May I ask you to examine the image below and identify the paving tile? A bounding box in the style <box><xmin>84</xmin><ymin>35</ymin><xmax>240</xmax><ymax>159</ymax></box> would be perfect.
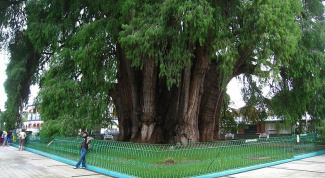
<box><xmin>220</xmin><ymin>154</ymin><xmax>325</xmax><ymax>178</ymax></box>
<box><xmin>0</xmin><ymin>146</ymin><xmax>112</xmax><ymax>178</ymax></box>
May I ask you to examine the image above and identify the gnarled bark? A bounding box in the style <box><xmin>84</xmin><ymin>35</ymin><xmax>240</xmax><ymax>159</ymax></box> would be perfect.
<box><xmin>141</xmin><ymin>57</ymin><xmax>157</xmax><ymax>142</ymax></box>
<box><xmin>175</xmin><ymin>45</ymin><xmax>210</xmax><ymax>143</ymax></box>
<box><xmin>199</xmin><ymin>62</ymin><xmax>225</xmax><ymax>142</ymax></box>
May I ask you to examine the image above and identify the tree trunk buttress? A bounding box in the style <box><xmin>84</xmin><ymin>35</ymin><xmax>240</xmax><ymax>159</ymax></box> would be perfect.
<box><xmin>199</xmin><ymin>62</ymin><xmax>225</xmax><ymax>142</ymax></box>
<box><xmin>140</xmin><ymin>58</ymin><xmax>157</xmax><ymax>142</ymax></box>
<box><xmin>175</xmin><ymin>45</ymin><xmax>210</xmax><ymax>144</ymax></box>
<box><xmin>114</xmin><ymin>44</ymin><xmax>138</xmax><ymax>141</ymax></box>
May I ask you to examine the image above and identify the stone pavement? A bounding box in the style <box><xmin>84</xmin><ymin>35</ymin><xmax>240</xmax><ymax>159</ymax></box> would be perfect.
<box><xmin>220</xmin><ymin>154</ymin><xmax>325</xmax><ymax>178</ymax></box>
<box><xmin>0</xmin><ymin>146</ymin><xmax>113</xmax><ymax>178</ymax></box>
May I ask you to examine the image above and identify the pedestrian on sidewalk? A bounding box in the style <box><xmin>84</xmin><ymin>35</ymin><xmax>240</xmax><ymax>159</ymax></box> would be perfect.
<box><xmin>74</xmin><ymin>131</ymin><xmax>91</xmax><ymax>169</ymax></box>
<box><xmin>18</xmin><ymin>129</ymin><xmax>27</xmax><ymax>150</ymax></box>
<box><xmin>0</xmin><ymin>131</ymin><xmax>3</xmax><ymax>144</ymax></box>
<box><xmin>7</xmin><ymin>131</ymin><xmax>12</xmax><ymax>146</ymax></box>
<box><xmin>2</xmin><ymin>131</ymin><xmax>7</xmax><ymax>146</ymax></box>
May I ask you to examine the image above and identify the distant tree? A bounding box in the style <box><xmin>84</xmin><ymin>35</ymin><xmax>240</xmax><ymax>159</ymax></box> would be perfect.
<box><xmin>266</xmin><ymin>0</ymin><xmax>325</xmax><ymax>131</ymax></box>
<box><xmin>316</xmin><ymin>119</ymin><xmax>325</xmax><ymax>142</ymax></box>
<box><xmin>220</xmin><ymin>109</ymin><xmax>238</xmax><ymax>134</ymax></box>
<box><xmin>2</xmin><ymin>31</ymin><xmax>40</xmax><ymax>131</ymax></box>
<box><xmin>220</xmin><ymin>94</ymin><xmax>238</xmax><ymax>134</ymax></box>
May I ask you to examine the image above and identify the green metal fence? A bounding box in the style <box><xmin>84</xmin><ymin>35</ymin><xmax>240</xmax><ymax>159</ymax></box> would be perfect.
<box><xmin>14</xmin><ymin>134</ymin><xmax>322</xmax><ymax>178</ymax></box>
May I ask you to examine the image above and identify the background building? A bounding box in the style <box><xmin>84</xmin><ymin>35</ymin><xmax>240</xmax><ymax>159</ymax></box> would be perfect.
<box><xmin>22</xmin><ymin>104</ymin><xmax>43</xmax><ymax>134</ymax></box>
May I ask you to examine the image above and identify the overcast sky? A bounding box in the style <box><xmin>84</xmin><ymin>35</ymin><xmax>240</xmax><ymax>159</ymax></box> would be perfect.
<box><xmin>227</xmin><ymin>78</ymin><xmax>245</xmax><ymax>109</ymax></box>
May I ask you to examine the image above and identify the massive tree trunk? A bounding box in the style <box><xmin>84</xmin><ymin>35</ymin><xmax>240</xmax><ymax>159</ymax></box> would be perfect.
<box><xmin>113</xmin><ymin>41</ymin><xmax>251</xmax><ymax>143</ymax></box>
<box><xmin>174</xmin><ymin>45</ymin><xmax>210</xmax><ymax>144</ymax></box>
<box><xmin>114</xmin><ymin>43</ymin><xmax>213</xmax><ymax>144</ymax></box>
<box><xmin>112</xmin><ymin>45</ymin><xmax>134</xmax><ymax>141</ymax></box>
<box><xmin>140</xmin><ymin>57</ymin><xmax>157</xmax><ymax>142</ymax></box>
<box><xmin>198</xmin><ymin>54</ymin><xmax>250</xmax><ymax>142</ymax></box>
<box><xmin>199</xmin><ymin>61</ymin><xmax>225</xmax><ymax>142</ymax></box>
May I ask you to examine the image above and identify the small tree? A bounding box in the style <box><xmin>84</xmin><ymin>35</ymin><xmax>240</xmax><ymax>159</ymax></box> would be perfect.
<box><xmin>240</xmin><ymin>106</ymin><xmax>260</xmax><ymax>124</ymax></box>
<box><xmin>316</xmin><ymin>119</ymin><xmax>325</xmax><ymax>143</ymax></box>
<box><xmin>220</xmin><ymin>108</ymin><xmax>238</xmax><ymax>134</ymax></box>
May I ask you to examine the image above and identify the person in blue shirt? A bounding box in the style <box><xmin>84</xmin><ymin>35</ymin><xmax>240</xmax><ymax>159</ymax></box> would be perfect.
<box><xmin>74</xmin><ymin>131</ymin><xmax>91</xmax><ymax>169</ymax></box>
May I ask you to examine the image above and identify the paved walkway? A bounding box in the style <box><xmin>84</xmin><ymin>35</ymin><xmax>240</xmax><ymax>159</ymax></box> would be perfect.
<box><xmin>0</xmin><ymin>146</ymin><xmax>112</xmax><ymax>178</ymax></box>
<box><xmin>1</xmin><ymin>145</ymin><xmax>324</xmax><ymax>178</ymax></box>
<box><xmin>220</xmin><ymin>154</ymin><xmax>325</xmax><ymax>178</ymax></box>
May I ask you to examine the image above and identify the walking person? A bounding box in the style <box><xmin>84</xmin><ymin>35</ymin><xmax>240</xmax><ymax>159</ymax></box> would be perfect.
<box><xmin>0</xmin><ymin>131</ymin><xmax>3</xmax><ymax>145</ymax></box>
<box><xmin>18</xmin><ymin>129</ymin><xmax>27</xmax><ymax>150</ymax></box>
<box><xmin>74</xmin><ymin>131</ymin><xmax>91</xmax><ymax>169</ymax></box>
<box><xmin>6</xmin><ymin>131</ymin><xmax>12</xmax><ymax>146</ymax></box>
<box><xmin>2</xmin><ymin>131</ymin><xmax>7</xmax><ymax>147</ymax></box>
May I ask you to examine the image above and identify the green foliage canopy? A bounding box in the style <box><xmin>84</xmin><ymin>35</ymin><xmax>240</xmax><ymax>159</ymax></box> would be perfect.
<box><xmin>0</xmin><ymin>0</ymin><xmax>324</xmax><ymax>138</ymax></box>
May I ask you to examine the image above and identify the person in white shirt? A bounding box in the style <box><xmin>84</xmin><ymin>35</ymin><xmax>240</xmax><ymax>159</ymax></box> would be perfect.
<box><xmin>18</xmin><ymin>129</ymin><xmax>27</xmax><ymax>150</ymax></box>
<box><xmin>2</xmin><ymin>131</ymin><xmax>7</xmax><ymax>147</ymax></box>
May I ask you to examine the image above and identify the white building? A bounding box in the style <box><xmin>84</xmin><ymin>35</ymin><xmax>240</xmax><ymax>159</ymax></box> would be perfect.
<box><xmin>22</xmin><ymin>104</ymin><xmax>43</xmax><ymax>133</ymax></box>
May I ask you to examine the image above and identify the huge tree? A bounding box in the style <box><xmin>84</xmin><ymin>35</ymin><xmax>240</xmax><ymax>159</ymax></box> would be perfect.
<box><xmin>1</xmin><ymin>0</ymin><xmax>324</xmax><ymax>143</ymax></box>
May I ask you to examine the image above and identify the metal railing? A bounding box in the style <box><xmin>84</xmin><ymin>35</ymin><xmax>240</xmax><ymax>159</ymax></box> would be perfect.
<box><xmin>14</xmin><ymin>134</ymin><xmax>322</xmax><ymax>178</ymax></box>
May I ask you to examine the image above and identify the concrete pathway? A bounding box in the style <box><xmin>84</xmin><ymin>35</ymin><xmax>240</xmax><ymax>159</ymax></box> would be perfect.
<box><xmin>220</xmin><ymin>154</ymin><xmax>325</xmax><ymax>178</ymax></box>
<box><xmin>0</xmin><ymin>146</ymin><xmax>113</xmax><ymax>178</ymax></box>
